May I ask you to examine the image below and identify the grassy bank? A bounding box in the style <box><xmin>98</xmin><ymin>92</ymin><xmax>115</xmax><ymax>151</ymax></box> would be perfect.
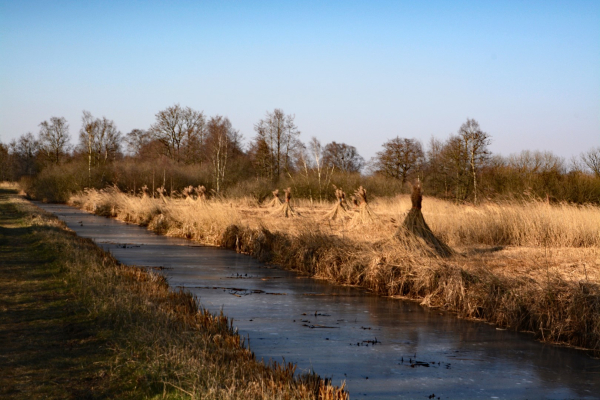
<box><xmin>68</xmin><ymin>188</ymin><xmax>600</xmax><ymax>356</ymax></box>
<box><xmin>0</xmin><ymin>187</ymin><xmax>347</xmax><ymax>399</ymax></box>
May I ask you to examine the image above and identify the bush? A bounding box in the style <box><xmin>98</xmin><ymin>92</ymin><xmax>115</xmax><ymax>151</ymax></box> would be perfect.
<box><xmin>24</xmin><ymin>163</ymin><xmax>85</xmax><ymax>202</ymax></box>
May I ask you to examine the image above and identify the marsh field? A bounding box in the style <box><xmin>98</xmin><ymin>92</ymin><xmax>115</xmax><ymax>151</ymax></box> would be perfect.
<box><xmin>69</xmin><ymin>187</ymin><xmax>600</xmax><ymax>355</ymax></box>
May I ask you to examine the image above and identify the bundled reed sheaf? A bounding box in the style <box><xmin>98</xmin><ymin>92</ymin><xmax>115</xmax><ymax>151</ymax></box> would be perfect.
<box><xmin>324</xmin><ymin>185</ymin><xmax>350</xmax><ymax>221</ymax></box>
<box><xmin>350</xmin><ymin>186</ymin><xmax>376</xmax><ymax>225</ymax></box>
<box><xmin>182</xmin><ymin>185</ymin><xmax>195</xmax><ymax>202</ymax></box>
<box><xmin>267</xmin><ymin>189</ymin><xmax>284</xmax><ymax>208</ymax></box>
<box><xmin>396</xmin><ymin>181</ymin><xmax>454</xmax><ymax>257</ymax></box>
<box><xmin>156</xmin><ymin>186</ymin><xmax>168</xmax><ymax>203</ymax></box>
<box><xmin>196</xmin><ymin>185</ymin><xmax>207</xmax><ymax>201</ymax></box>
<box><xmin>277</xmin><ymin>187</ymin><xmax>299</xmax><ymax>217</ymax></box>
<box><xmin>140</xmin><ymin>184</ymin><xmax>149</xmax><ymax>198</ymax></box>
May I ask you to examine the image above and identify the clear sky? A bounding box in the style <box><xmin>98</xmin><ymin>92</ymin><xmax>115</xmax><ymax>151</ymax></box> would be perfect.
<box><xmin>1</xmin><ymin>0</ymin><xmax>598</xmax><ymax>161</ymax></box>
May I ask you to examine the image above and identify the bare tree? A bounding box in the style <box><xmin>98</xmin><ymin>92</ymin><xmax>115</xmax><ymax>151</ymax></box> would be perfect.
<box><xmin>508</xmin><ymin>150</ymin><xmax>565</xmax><ymax>173</ymax></box>
<box><xmin>322</xmin><ymin>141</ymin><xmax>364</xmax><ymax>173</ymax></box>
<box><xmin>9</xmin><ymin>132</ymin><xmax>40</xmax><ymax>177</ymax></box>
<box><xmin>373</xmin><ymin>137</ymin><xmax>424</xmax><ymax>188</ymax></box>
<box><xmin>457</xmin><ymin>118</ymin><xmax>491</xmax><ymax>204</ymax></box>
<box><xmin>149</xmin><ymin>104</ymin><xmax>206</xmax><ymax>162</ymax></box>
<box><xmin>125</xmin><ymin>128</ymin><xmax>151</xmax><ymax>156</ymax></box>
<box><xmin>79</xmin><ymin>111</ymin><xmax>122</xmax><ymax>186</ymax></box>
<box><xmin>252</xmin><ymin>109</ymin><xmax>301</xmax><ymax>181</ymax></box>
<box><xmin>440</xmin><ymin>135</ymin><xmax>470</xmax><ymax>201</ymax></box>
<box><xmin>39</xmin><ymin>117</ymin><xmax>70</xmax><ymax>164</ymax></box>
<box><xmin>299</xmin><ymin>137</ymin><xmax>335</xmax><ymax>201</ymax></box>
<box><xmin>80</xmin><ymin>111</ymin><xmax>122</xmax><ymax>165</ymax></box>
<box><xmin>205</xmin><ymin>115</ymin><xmax>243</xmax><ymax>193</ymax></box>
<box><xmin>424</xmin><ymin>136</ymin><xmax>447</xmax><ymax>196</ymax></box>
<box><xmin>580</xmin><ymin>147</ymin><xmax>600</xmax><ymax>177</ymax></box>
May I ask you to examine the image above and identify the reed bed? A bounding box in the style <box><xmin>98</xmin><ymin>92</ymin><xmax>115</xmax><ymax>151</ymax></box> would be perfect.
<box><xmin>373</xmin><ymin>196</ymin><xmax>600</xmax><ymax>248</ymax></box>
<box><xmin>69</xmin><ymin>188</ymin><xmax>600</xmax><ymax>355</ymax></box>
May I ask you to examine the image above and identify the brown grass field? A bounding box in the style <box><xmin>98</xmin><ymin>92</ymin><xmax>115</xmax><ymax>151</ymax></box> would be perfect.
<box><xmin>69</xmin><ymin>188</ymin><xmax>600</xmax><ymax>356</ymax></box>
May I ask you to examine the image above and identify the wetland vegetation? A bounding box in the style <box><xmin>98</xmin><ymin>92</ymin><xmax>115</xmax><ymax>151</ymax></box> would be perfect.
<box><xmin>0</xmin><ymin>186</ymin><xmax>347</xmax><ymax>399</ymax></box>
<box><xmin>68</xmin><ymin>185</ymin><xmax>600</xmax><ymax>356</ymax></box>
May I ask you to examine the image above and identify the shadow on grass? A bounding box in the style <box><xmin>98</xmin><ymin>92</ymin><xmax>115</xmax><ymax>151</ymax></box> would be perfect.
<box><xmin>0</xmin><ymin>190</ymin><xmax>123</xmax><ymax>399</ymax></box>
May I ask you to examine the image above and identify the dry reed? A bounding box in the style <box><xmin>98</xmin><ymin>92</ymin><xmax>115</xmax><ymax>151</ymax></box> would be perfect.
<box><xmin>69</xmin><ymin>188</ymin><xmax>600</xmax><ymax>355</ymax></box>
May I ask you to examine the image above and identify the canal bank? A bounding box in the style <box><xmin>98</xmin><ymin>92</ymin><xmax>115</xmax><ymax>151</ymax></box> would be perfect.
<box><xmin>36</xmin><ymin>200</ymin><xmax>600</xmax><ymax>399</ymax></box>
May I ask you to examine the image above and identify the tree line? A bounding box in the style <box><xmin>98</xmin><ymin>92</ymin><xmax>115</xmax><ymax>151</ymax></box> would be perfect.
<box><xmin>1</xmin><ymin>104</ymin><xmax>599</xmax><ymax>204</ymax></box>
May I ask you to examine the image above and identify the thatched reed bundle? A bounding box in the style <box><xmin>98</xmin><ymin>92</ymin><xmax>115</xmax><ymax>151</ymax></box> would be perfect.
<box><xmin>396</xmin><ymin>182</ymin><xmax>454</xmax><ymax>257</ymax></box>
<box><xmin>182</xmin><ymin>185</ymin><xmax>195</xmax><ymax>201</ymax></box>
<box><xmin>267</xmin><ymin>189</ymin><xmax>284</xmax><ymax>207</ymax></box>
<box><xmin>324</xmin><ymin>185</ymin><xmax>350</xmax><ymax>221</ymax></box>
<box><xmin>196</xmin><ymin>185</ymin><xmax>207</xmax><ymax>201</ymax></box>
<box><xmin>277</xmin><ymin>187</ymin><xmax>299</xmax><ymax>217</ymax></box>
<box><xmin>350</xmin><ymin>186</ymin><xmax>376</xmax><ymax>225</ymax></box>
<box><xmin>156</xmin><ymin>186</ymin><xmax>168</xmax><ymax>203</ymax></box>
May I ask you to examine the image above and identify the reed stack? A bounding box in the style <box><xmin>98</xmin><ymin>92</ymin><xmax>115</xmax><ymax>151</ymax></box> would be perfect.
<box><xmin>325</xmin><ymin>185</ymin><xmax>350</xmax><ymax>221</ymax></box>
<box><xmin>398</xmin><ymin>181</ymin><xmax>454</xmax><ymax>257</ymax></box>
<box><xmin>268</xmin><ymin>189</ymin><xmax>284</xmax><ymax>207</ymax></box>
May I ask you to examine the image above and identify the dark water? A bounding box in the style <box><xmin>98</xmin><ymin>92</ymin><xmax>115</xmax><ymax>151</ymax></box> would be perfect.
<box><xmin>36</xmin><ymin>202</ymin><xmax>600</xmax><ymax>399</ymax></box>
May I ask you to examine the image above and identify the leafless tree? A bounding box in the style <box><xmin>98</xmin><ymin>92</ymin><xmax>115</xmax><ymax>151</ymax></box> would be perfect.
<box><xmin>457</xmin><ymin>118</ymin><xmax>491</xmax><ymax>204</ymax></box>
<box><xmin>322</xmin><ymin>141</ymin><xmax>364</xmax><ymax>173</ymax></box>
<box><xmin>507</xmin><ymin>150</ymin><xmax>565</xmax><ymax>186</ymax></box>
<box><xmin>424</xmin><ymin>136</ymin><xmax>447</xmax><ymax>196</ymax></box>
<box><xmin>9</xmin><ymin>132</ymin><xmax>40</xmax><ymax>177</ymax></box>
<box><xmin>205</xmin><ymin>115</ymin><xmax>243</xmax><ymax>193</ymax></box>
<box><xmin>296</xmin><ymin>137</ymin><xmax>335</xmax><ymax>201</ymax></box>
<box><xmin>79</xmin><ymin>111</ymin><xmax>122</xmax><ymax>186</ymax></box>
<box><xmin>373</xmin><ymin>137</ymin><xmax>424</xmax><ymax>188</ymax></box>
<box><xmin>439</xmin><ymin>134</ymin><xmax>470</xmax><ymax>201</ymax></box>
<box><xmin>580</xmin><ymin>147</ymin><xmax>600</xmax><ymax>177</ymax></box>
<box><xmin>252</xmin><ymin>109</ymin><xmax>301</xmax><ymax>181</ymax></box>
<box><xmin>149</xmin><ymin>104</ymin><xmax>206</xmax><ymax>163</ymax></box>
<box><xmin>38</xmin><ymin>117</ymin><xmax>70</xmax><ymax>164</ymax></box>
<box><xmin>125</xmin><ymin>128</ymin><xmax>151</xmax><ymax>156</ymax></box>
<box><xmin>80</xmin><ymin>111</ymin><xmax>122</xmax><ymax>165</ymax></box>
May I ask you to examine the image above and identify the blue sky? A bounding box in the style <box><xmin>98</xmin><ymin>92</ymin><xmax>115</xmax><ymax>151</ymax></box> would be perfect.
<box><xmin>1</xmin><ymin>0</ymin><xmax>598</xmax><ymax>161</ymax></box>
